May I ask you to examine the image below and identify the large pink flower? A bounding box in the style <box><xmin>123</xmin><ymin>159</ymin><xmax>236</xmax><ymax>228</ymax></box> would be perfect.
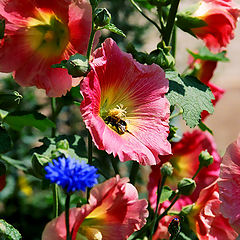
<box><xmin>187</xmin><ymin>181</ymin><xmax>238</xmax><ymax>240</ymax></box>
<box><xmin>80</xmin><ymin>38</ymin><xmax>171</xmax><ymax>165</ymax></box>
<box><xmin>191</xmin><ymin>0</ymin><xmax>240</xmax><ymax>51</ymax></box>
<box><xmin>218</xmin><ymin>135</ymin><xmax>240</xmax><ymax>233</ymax></box>
<box><xmin>42</xmin><ymin>176</ymin><xmax>148</xmax><ymax>240</ymax></box>
<box><xmin>148</xmin><ymin>130</ymin><xmax>221</xmax><ymax>210</ymax></box>
<box><xmin>0</xmin><ymin>0</ymin><xmax>95</xmax><ymax>97</ymax></box>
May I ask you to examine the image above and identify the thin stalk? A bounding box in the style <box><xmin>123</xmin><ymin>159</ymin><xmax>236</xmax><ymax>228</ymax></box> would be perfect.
<box><xmin>192</xmin><ymin>165</ymin><xmax>203</xmax><ymax>180</ymax></box>
<box><xmin>130</xmin><ymin>0</ymin><xmax>162</xmax><ymax>34</ymax></box>
<box><xmin>150</xmin><ymin>175</ymin><xmax>167</xmax><ymax>239</ymax></box>
<box><xmin>170</xmin><ymin>26</ymin><xmax>176</xmax><ymax>57</ymax></box>
<box><xmin>52</xmin><ymin>184</ymin><xmax>59</xmax><ymax>218</ymax></box>
<box><xmin>157</xmin><ymin>193</ymin><xmax>180</xmax><ymax>221</ymax></box>
<box><xmin>65</xmin><ymin>194</ymin><xmax>71</xmax><ymax>240</ymax></box>
<box><xmin>51</xmin><ymin>98</ymin><xmax>57</xmax><ymax>138</ymax></box>
<box><xmin>163</xmin><ymin>0</ymin><xmax>180</xmax><ymax>45</ymax></box>
<box><xmin>129</xmin><ymin>161</ymin><xmax>140</xmax><ymax>185</ymax></box>
<box><xmin>169</xmin><ymin>108</ymin><xmax>183</xmax><ymax>120</ymax></box>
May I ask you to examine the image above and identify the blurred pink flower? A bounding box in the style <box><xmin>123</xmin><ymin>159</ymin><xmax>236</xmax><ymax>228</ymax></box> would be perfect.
<box><xmin>192</xmin><ymin>0</ymin><xmax>240</xmax><ymax>51</ymax></box>
<box><xmin>148</xmin><ymin>130</ymin><xmax>221</xmax><ymax>210</ymax></box>
<box><xmin>80</xmin><ymin>38</ymin><xmax>171</xmax><ymax>165</ymax></box>
<box><xmin>0</xmin><ymin>0</ymin><xmax>96</xmax><ymax>97</ymax></box>
<box><xmin>42</xmin><ymin>176</ymin><xmax>148</xmax><ymax>240</ymax></box>
<box><xmin>218</xmin><ymin>135</ymin><xmax>240</xmax><ymax>234</ymax></box>
<box><xmin>188</xmin><ymin>181</ymin><xmax>238</xmax><ymax>240</ymax></box>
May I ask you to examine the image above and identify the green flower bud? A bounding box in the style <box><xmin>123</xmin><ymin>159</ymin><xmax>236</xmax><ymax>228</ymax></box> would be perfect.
<box><xmin>167</xmin><ymin>125</ymin><xmax>178</xmax><ymax>142</ymax></box>
<box><xmin>0</xmin><ymin>161</ymin><xmax>6</xmax><ymax>176</ymax></box>
<box><xmin>52</xmin><ymin>54</ymin><xmax>90</xmax><ymax>78</ymax></box>
<box><xmin>146</xmin><ymin>43</ymin><xmax>175</xmax><ymax>69</ymax></box>
<box><xmin>199</xmin><ymin>150</ymin><xmax>214</xmax><ymax>167</ymax></box>
<box><xmin>160</xmin><ymin>162</ymin><xmax>173</xmax><ymax>177</ymax></box>
<box><xmin>94</xmin><ymin>8</ymin><xmax>111</xmax><ymax>28</ymax></box>
<box><xmin>178</xmin><ymin>178</ymin><xmax>196</xmax><ymax>196</ymax></box>
<box><xmin>56</xmin><ymin>139</ymin><xmax>69</xmax><ymax>151</ymax></box>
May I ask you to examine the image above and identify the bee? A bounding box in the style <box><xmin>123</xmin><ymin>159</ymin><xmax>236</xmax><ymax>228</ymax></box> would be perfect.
<box><xmin>104</xmin><ymin>115</ymin><xmax>128</xmax><ymax>135</ymax></box>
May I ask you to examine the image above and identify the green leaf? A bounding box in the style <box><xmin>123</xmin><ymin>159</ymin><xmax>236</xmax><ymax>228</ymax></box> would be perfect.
<box><xmin>135</xmin><ymin>0</ymin><xmax>155</xmax><ymax>10</ymax></box>
<box><xmin>31</xmin><ymin>135</ymin><xmax>87</xmax><ymax>160</ymax></box>
<box><xmin>198</xmin><ymin>121</ymin><xmax>213</xmax><ymax>135</ymax></box>
<box><xmin>0</xmin><ymin>19</ymin><xmax>5</xmax><ymax>39</ymax></box>
<box><xmin>104</xmin><ymin>23</ymin><xmax>126</xmax><ymax>37</ymax></box>
<box><xmin>0</xmin><ymin>126</ymin><xmax>12</xmax><ymax>154</ymax></box>
<box><xmin>160</xmin><ymin>186</ymin><xmax>173</xmax><ymax>203</ymax></box>
<box><xmin>187</xmin><ymin>47</ymin><xmax>229</xmax><ymax>62</ymax></box>
<box><xmin>0</xmin><ymin>219</ymin><xmax>22</xmax><ymax>240</ymax></box>
<box><xmin>3</xmin><ymin>111</ymin><xmax>55</xmax><ymax>131</ymax></box>
<box><xmin>0</xmin><ymin>155</ymin><xmax>27</xmax><ymax>172</ymax></box>
<box><xmin>176</xmin><ymin>13</ymin><xmax>207</xmax><ymax>37</ymax></box>
<box><xmin>166</xmin><ymin>71</ymin><xmax>214</xmax><ymax>128</ymax></box>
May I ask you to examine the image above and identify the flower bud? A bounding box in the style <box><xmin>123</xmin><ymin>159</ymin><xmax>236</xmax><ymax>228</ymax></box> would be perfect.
<box><xmin>52</xmin><ymin>54</ymin><xmax>90</xmax><ymax>78</ymax></box>
<box><xmin>199</xmin><ymin>150</ymin><xmax>214</xmax><ymax>167</ymax></box>
<box><xmin>161</xmin><ymin>162</ymin><xmax>173</xmax><ymax>177</ymax></box>
<box><xmin>94</xmin><ymin>8</ymin><xmax>111</xmax><ymax>28</ymax></box>
<box><xmin>56</xmin><ymin>139</ymin><xmax>69</xmax><ymax>151</ymax></box>
<box><xmin>168</xmin><ymin>217</ymin><xmax>180</xmax><ymax>237</ymax></box>
<box><xmin>177</xmin><ymin>178</ymin><xmax>196</xmax><ymax>196</ymax></box>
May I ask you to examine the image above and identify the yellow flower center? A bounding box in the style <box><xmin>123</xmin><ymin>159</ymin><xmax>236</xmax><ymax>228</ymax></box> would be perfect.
<box><xmin>26</xmin><ymin>9</ymin><xmax>69</xmax><ymax>58</ymax></box>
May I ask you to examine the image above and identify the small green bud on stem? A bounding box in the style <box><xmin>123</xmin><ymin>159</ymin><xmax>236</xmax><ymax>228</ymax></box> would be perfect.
<box><xmin>161</xmin><ymin>162</ymin><xmax>173</xmax><ymax>177</ymax></box>
<box><xmin>199</xmin><ymin>150</ymin><xmax>214</xmax><ymax>167</ymax></box>
<box><xmin>178</xmin><ymin>178</ymin><xmax>196</xmax><ymax>196</ymax></box>
<box><xmin>94</xmin><ymin>8</ymin><xmax>111</xmax><ymax>28</ymax></box>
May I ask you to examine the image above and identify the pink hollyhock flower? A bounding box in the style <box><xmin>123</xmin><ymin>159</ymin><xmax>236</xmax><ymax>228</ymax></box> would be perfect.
<box><xmin>42</xmin><ymin>176</ymin><xmax>148</xmax><ymax>240</ymax></box>
<box><xmin>187</xmin><ymin>181</ymin><xmax>238</xmax><ymax>240</ymax></box>
<box><xmin>148</xmin><ymin>130</ymin><xmax>221</xmax><ymax>210</ymax></box>
<box><xmin>0</xmin><ymin>0</ymin><xmax>96</xmax><ymax>97</ymax></box>
<box><xmin>80</xmin><ymin>38</ymin><xmax>171</xmax><ymax>165</ymax></box>
<box><xmin>191</xmin><ymin>0</ymin><xmax>240</xmax><ymax>51</ymax></box>
<box><xmin>218</xmin><ymin>135</ymin><xmax>240</xmax><ymax>234</ymax></box>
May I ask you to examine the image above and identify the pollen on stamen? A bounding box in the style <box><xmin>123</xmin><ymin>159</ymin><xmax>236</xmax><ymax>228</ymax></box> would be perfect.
<box><xmin>108</xmin><ymin>104</ymin><xmax>127</xmax><ymax>119</ymax></box>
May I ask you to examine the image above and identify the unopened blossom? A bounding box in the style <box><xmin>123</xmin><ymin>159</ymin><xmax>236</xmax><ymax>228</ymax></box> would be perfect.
<box><xmin>218</xmin><ymin>134</ymin><xmax>240</xmax><ymax>234</ymax></box>
<box><xmin>191</xmin><ymin>0</ymin><xmax>240</xmax><ymax>51</ymax></box>
<box><xmin>0</xmin><ymin>0</ymin><xmax>97</xmax><ymax>97</ymax></box>
<box><xmin>42</xmin><ymin>176</ymin><xmax>148</xmax><ymax>240</ymax></box>
<box><xmin>80</xmin><ymin>38</ymin><xmax>171</xmax><ymax>166</ymax></box>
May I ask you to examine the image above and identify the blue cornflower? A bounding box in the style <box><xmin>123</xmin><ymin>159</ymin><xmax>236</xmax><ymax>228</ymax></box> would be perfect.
<box><xmin>44</xmin><ymin>157</ymin><xmax>99</xmax><ymax>192</ymax></box>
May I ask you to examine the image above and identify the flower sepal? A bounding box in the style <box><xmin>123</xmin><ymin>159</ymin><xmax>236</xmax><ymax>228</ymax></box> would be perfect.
<box><xmin>94</xmin><ymin>8</ymin><xmax>111</xmax><ymax>28</ymax></box>
<box><xmin>52</xmin><ymin>54</ymin><xmax>91</xmax><ymax>78</ymax></box>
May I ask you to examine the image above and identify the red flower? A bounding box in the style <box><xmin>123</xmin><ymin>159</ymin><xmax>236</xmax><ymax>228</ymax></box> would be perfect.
<box><xmin>192</xmin><ymin>0</ymin><xmax>240</xmax><ymax>51</ymax></box>
<box><xmin>148</xmin><ymin>130</ymin><xmax>221</xmax><ymax>210</ymax></box>
<box><xmin>0</xmin><ymin>0</ymin><xmax>97</xmax><ymax>97</ymax></box>
<box><xmin>42</xmin><ymin>176</ymin><xmax>148</xmax><ymax>240</ymax></box>
<box><xmin>80</xmin><ymin>38</ymin><xmax>171</xmax><ymax>165</ymax></box>
<box><xmin>188</xmin><ymin>181</ymin><xmax>237</xmax><ymax>240</ymax></box>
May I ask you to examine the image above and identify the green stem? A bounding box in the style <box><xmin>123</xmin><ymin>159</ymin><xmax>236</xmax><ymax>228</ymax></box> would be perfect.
<box><xmin>163</xmin><ymin>0</ymin><xmax>180</xmax><ymax>45</ymax></box>
<box><xmin>150</xmin><ymin>175</ymin><xmax>167</xmax><ymax>239</ymax></box>
<box><xmin>52</xmin><ymin>184</ymin><xmax>59</xmax><ymax>218</ymax></box>
<box><xmin>157</xmin><ymin>193</ymin><xmax>180</xmax><ymax>221</ymax></box>
<box><xmin>51</xmin><ymin>98</ymin><xmax>57</xmax><ymax>138</ymax></box>
<box><xmin>169</xmin><ymin>107</ymin><xmax>183</xmax><ymax>120</ymax></box>
<box><xmin>129</xmin><ymin>161</ymin><xmax>140</xmax><ymax>185</ymax></box>
<box><xmin>65</xmin><ymin>194</ymin><xmax>71</xmax><ymax>240</ymax></box>
<box><xmin>192</xmin><ymin>165</ymin><xmax>203</xmax><ymax>180</ymax></box>
<box><xmin>170</xmin><ymin>26</ymin><xmax>176</xmax><ymax>57</ymax></box>
<box><xmin>130</xmin><ymin>0</ymin><xmax>162</xmax><ymax>34</ymax></box>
